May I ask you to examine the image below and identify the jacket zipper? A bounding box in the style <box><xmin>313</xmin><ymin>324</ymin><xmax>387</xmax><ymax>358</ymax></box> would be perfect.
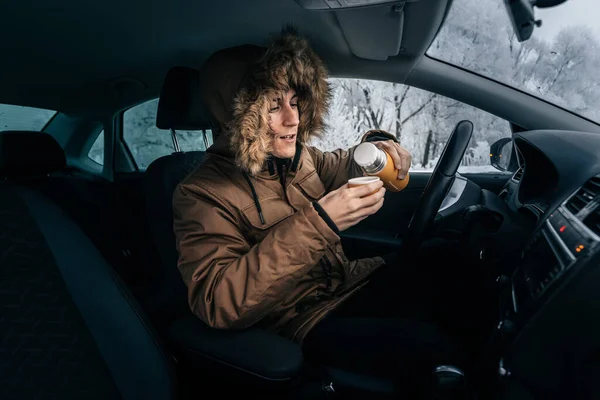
<box><xmin>279</xmin><ymin>164</ymin><xmax>287</xmax><ymax>188</ymax></box>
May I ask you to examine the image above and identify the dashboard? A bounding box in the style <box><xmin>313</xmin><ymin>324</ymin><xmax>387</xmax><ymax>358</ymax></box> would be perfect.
<box><xmin>493</xmin><ymin>130</ymin><xmax>600</xmax><ymax>399</ymax></box>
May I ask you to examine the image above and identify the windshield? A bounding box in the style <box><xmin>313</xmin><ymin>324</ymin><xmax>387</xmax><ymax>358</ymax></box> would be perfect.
<box><xmin>0</xmin><ymin>103</ymin><xmax>57</xmax><ymax>131</ymax></box>
<box><xmin>427</xmin><ymin>0</ymin><xmax>600</xmax><ymax>124</ymax></box>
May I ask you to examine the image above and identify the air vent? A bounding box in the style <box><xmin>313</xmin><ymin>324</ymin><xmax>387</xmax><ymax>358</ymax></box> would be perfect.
<box><xmin>565</xmin><ymin>176</ymin><xmax>600</xmax><ymax>215</ymax></box>
<box><xmin>512</xmin><ymin>166</ymin><xmax>524</xmax><ymax>182</ymax></box>
<box><xmin>583</xmin><ymin>205</ymin><xmax>600</xmax><ymax>236</ymax></box>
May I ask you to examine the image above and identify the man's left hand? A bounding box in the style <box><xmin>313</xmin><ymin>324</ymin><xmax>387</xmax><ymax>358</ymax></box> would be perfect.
<box><xmin>373</xmin><ymin>140</ymin><xmax>412</xmax><ymax>179</ymax></box>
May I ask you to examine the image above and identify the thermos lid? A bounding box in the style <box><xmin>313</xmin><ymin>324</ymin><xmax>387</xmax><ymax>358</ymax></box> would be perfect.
<box><xmin>353</xmin><ymin>142</ymin><xmax>380</xmax><ymax>167</ymax></box>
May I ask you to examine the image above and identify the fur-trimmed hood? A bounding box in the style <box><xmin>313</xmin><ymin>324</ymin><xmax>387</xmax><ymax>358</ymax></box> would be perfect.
<box><xmin>198</xmin><ymin>27</ymin><xmax>331</xmax><ymax>175</ymax></box>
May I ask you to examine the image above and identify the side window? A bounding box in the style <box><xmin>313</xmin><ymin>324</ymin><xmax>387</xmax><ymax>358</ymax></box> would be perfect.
<box><xmin>88</xmin><ymin>130</ymin><xmax>104</xmax><ymax>165</ymax></box>
<box><xmin>0</xmin><ymin>103</ymin><xmax>56</xmax><ymax>130</ymax></box>
<box><xmin>123</xmin><ymin>99</ymin><xmax>213</xmax><ymax>170</ymax></box>
<box><xmin>313</xmin><ymin>78</ymin><xmax>512</xmax><ymax>173</ymax></box>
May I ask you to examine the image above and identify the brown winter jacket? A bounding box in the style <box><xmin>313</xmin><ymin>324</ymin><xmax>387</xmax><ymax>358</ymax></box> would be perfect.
<box><xmin>172</xmin><ymin>29</ymin><xmax>397</xmax><ymax>344</ymax></box>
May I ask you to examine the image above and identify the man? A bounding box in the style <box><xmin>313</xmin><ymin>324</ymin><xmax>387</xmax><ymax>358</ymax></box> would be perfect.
<box><xmin>173</xmin><ymin>27</ymin><xmax>464</xmax><ymax>396</ymax></box>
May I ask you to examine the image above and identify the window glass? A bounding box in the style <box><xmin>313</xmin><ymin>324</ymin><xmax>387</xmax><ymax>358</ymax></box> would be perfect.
<box><xmin>123</xmin><ymin>99</ymin><xmax>213</xmax><ymax>169</ymax></box>
<box><xmin>0</xmin><ymin>103</ymin><xmax>56</xmax><ymax>131</ymax></box>
<box><xmin>427</xmin><ymin>0</ymin><xmax>600</xmax><ymax>124</ymax></box>
<box><xmin>311</xmin><ymin>78</ymin><xmax>512</xmax><ymax>173</ymax></box>
<box><xmin>88</xmin><ymin>130</ymin><xmax>104</xmax><ymax>165</ymax></box>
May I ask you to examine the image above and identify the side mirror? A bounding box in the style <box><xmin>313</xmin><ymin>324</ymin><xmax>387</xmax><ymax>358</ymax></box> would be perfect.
<box><xmin>490</xmin><ymin>138</ymin><xmax>514</xmax><ymax>171</ymax></box>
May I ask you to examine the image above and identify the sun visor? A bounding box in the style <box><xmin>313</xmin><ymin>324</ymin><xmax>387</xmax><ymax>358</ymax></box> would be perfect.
<box><xmin>295</xmin><ymin>1</ymin><xmax>421</xmax><ymax>61</ymax></box>
<box><xmin>336</xmin><ymin>4</ymin><xmax>405</xmax><ymax>60</ymax></box>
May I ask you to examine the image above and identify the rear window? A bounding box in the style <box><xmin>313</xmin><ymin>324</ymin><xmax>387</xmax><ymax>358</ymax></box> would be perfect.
<box><xmin>0</xmin><ymin>103</ymin><xmax>57</xmax><ymax>131</ymax></box>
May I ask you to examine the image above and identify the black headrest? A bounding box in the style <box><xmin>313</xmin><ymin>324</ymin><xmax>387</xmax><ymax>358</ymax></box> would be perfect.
<box><xmin>156</xmin><ymin>66</ymin><xmax>211</xmax><ymax>131</ymax></box>
<box><xmin>0</xmin><ymin>131</ymin><xmax>66</xmax><ymax>178</ymax></box>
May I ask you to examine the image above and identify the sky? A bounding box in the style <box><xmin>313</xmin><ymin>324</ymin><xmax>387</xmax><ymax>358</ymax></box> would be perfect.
<box><xmin>535</xmin><ymin>0</ymin><xmax>600</xmax><ymax>42</ymax></box>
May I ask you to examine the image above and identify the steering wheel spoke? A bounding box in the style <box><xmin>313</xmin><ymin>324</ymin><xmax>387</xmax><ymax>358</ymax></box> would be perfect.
<box><xmin>439</xmin><ymin>175</ymin><xmax>468</xmax><ymax>212</ymax></box>
<box><xmin>402</xmin><ymin>121</ymin><xmax>474</xmax><ymax>256</ymax></box>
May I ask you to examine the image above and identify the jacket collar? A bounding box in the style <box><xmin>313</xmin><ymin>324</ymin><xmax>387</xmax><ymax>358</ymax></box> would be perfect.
<box><xmin>261</xmin><ymin>142</ymin><xmax>303</xmax><ymax>178</ymax></box>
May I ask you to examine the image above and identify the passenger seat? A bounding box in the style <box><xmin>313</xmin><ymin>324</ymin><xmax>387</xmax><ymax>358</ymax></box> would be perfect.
<box><xmin>0</xmin><ymin>131</ymin><xmax>177</xmax><ymax>400</ymax></box>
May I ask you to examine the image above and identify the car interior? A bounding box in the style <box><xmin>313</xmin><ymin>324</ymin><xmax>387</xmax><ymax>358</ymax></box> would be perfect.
<box><xmin>2</xmin><ymin>0</ymin><xmax>600</xmax><ymax>399</ymax></box>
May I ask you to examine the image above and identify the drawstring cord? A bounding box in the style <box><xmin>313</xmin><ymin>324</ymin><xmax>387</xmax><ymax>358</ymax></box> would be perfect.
<box><xmin>241</xmin><ymin>144</ymin><xmax>301</xmax><ymax>226</ymax></box>
<box><xmin>242</xmin><ymin>171</ymin><xmax>266</xmax><ymax>225</ymax></box>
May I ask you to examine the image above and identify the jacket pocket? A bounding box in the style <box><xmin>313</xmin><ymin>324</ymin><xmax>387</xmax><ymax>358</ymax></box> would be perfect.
<box><xmin>241</xmin><ymin>196</ymin><xmax>295</xmax><ymax>230</ymax></box>
<box><xmin>295</xmin><ymin>170</ymin><xmax>326</xmax><ymax>201</ymax></box>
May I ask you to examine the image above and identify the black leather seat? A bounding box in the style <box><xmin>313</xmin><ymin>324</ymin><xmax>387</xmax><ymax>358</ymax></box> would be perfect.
<box><xmin>143</xmin><ymin>67</ymin><xmax>305</xmax><ymax>388</ymax></box>
<box><xmin>0</xmin><ymin>132</ymin><xmax>153</xmax><ymax>291</ymax></box>
<box><xmin>0</xmin><ymin>131</ymin><xmax>177</xmax><ymax>400</ymax></box>
<box><xmin>142</xmin><ymin>66</ymin><xmax>210</xmax><ymax>328</ymax></box>
<box><xmin>143</xmin><ymin>151</ymin><xmax>206</xmax><ymax>328</ymax></box>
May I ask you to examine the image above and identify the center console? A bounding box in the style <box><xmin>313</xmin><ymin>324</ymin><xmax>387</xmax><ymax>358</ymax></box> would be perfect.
<box><xmin>511</xmin><ymin>178</ymin><xmax>600</xmax><ymax>321</ymax></box>
<box><xmin>493</xmin><ymin>176</ymin><xmax>600</xmax><ymax>399</ymax></box>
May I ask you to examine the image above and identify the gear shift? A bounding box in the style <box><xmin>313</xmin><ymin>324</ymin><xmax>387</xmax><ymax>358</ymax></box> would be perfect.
<box><xmin>431</xmin><ymin>365</ymin><xmax>469</xmax><ymax>400</ymax></box>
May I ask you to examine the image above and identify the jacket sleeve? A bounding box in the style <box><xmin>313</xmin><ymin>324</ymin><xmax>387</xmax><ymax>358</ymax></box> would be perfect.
<box><xmin>172</xmin><ymin>182</ymin><xmax>340</xmax><ymax>330</ymax></box>
<box><xmin>307</xmin><ymin>129</ymin><xmax>398</xmax><ymax>192</ymax></box>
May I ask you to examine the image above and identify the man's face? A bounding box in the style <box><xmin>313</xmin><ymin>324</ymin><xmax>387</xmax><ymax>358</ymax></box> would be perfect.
<box><xmin>268</xmin><ymin>89</ymin><xmax>299</xmax><ymax>159</ymax></box>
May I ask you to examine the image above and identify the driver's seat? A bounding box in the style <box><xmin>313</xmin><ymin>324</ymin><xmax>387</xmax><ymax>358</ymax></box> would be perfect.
<box><xmin>143</xmin><ymin>66</ymin><xmax>306</xmax><ymax>391</ymax></box>
<box><xmin>143</xmin><ymin>66</ymin><xmax>468</xmax><ymax>398</ymax></box>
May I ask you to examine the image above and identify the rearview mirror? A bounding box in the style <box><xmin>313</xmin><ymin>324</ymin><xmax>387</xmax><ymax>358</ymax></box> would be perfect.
<box><xmin>490</xmin><ymin>138</ymin><xmax>514</xmax><ymax>171</ymax></box>
<box><xmin>504</xmin><ymin>0</ymin><xmax>570</xmax><ymax>42</ymax></box>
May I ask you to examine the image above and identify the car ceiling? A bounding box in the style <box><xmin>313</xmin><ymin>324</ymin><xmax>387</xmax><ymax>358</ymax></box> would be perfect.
<box><xmin>0</xmin><ymin>0</ymin><xmax>451</xmax><ymax>117</ymax></box>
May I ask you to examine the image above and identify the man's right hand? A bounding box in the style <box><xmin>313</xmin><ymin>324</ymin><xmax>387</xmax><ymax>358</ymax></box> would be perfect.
<box><xmin>317</xmin><ymin>180</ymin><xmax>386</xmax><ymax>232</ymax></box>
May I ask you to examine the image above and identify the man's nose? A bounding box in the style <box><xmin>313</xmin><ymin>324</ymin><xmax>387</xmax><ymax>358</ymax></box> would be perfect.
<box><xmin>281</xmin><ymin>103</ymin><xmax>299</xmax><ymax>126</ymax></box>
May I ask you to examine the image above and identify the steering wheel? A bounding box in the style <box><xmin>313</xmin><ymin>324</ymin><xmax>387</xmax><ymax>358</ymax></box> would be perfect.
<box><xmin>401</xmin><ymin>120</ymin><xmax>473</xmax><ymax>258</ymax></box>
